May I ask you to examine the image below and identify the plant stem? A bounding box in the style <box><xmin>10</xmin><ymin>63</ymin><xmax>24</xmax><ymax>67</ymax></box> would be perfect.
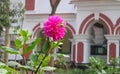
<box><xmin>35</xmin><ymin>47</ymin><xmax>50</xmax><ymax>74</ymax></box>
<box><xmin>22</xmin><ymin>43</ymin><xmax>28</xmax><ymax>74</ymax></box>
<box><xmin>22</xmin><ymin>43</ymin><xmax>27</xmax><ymax>65</ymax></box>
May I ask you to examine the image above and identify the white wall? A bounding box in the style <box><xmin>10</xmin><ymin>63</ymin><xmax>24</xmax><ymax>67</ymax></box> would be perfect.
<box><xmin>28</xmin><ymin>0</ymin><xmax>75</xmax><ymax>14</ymax></box>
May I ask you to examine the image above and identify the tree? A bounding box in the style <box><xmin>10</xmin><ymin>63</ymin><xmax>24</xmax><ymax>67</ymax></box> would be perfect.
<box><xmin>0</xmin><ymin>0</ymin><xmax>10</xmax><ymax>65</ymax></box>
<box><xmin>0</xmin><ymin>0</ymin><xmax>25</xmax><ymax>65</ymax></box>
<box><xmin>49</xmin><ymin>0</ymin><xmax>61</xmax><ymax>15</ymax></box>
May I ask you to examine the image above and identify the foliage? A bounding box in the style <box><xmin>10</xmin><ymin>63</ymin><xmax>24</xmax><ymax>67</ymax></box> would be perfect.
<box><xmin>55</xmin><ymin>53</ymin><xmax>67</xmax><ymax>69</ymax></box>
<box><xmin>88</xmin><ymin>57</ymin><xmax>107</xmax><ymax>74</ymax></box>
<box><xmin>0</xmin><ymin>0</ymin><xmax>10</xmax><ymax>27</ymax></box>
<box><xmin>0</xmin><ymin>62</ymin><xmax>18</xmax><ymax>74</ymax></box>
<box><xmin>66</xmin><ymin>68</ymin><xmax>83</xmax><ymax>74</ymax></box>
<box><xmin>0</xmin><ymin>0</ymin><xmax>25</xmax><ymax>66</ymax></box>
<box><xmin>55</xmin><ymin>68</ymin><xmax>65</xmax><ymax>74</ymax></box>
<box><xmin>55</xmin><ymin>68</ymin><xmax>83</xmax><ymax>74</ymax></box>
<box><xmin>106</xmin><ymin>58</ymin><xmax>120</xmax><ymax>74</ymax></box>
<box><xmin>0</xmin><ymin>30</ymin><xmax>40</xmax><ymax>56</ymax></box>
<box><xmin>0</xmin><ymin>29</ymin><xmax>65</xmax><ymax>74</ymax></box>
<box><xmin>55</xmin><ymin>57</ymin><xmax>120</xmax><ymax>74</ymax></box>
<box><xmin>0</xmin><ymin>0</ymin><xmax>25</xmax><ymax>28</ymax></box>
<box><xmin>85</xmin><ymin>57</ymin><xmax>120</xmax><ymax>74</ymax></box>
<box><xmin>0</xmin><ymin>46</ymin><xmax>21</xmax><ymax>54</ymax></box>
<box><xmin>0</xmin><ymin>30</ymin><xmax>40</xmax><ymax>73</ymax></box>
<box><xmin>28</xmin><ymin>53</ymin><xmax>51</xmax><ymax>68</ymax></box>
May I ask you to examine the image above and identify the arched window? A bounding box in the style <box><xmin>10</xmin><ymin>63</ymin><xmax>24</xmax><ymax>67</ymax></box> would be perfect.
<box><xmin>90</xmin><ymin>23</ymin><xmax>107</xmax><ymax>55</ymax></box>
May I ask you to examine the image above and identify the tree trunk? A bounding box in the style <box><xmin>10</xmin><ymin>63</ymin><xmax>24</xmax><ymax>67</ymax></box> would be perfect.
<box><xmin>4</xmin><ymin>27</ymin><xmax>10</xmax><ymax>65</ymax></box>
<box><xmin>49</xmin><ymin>0</ymin><xmax>61</xmax><ymax>15</ymax></box>
<box><xmin>48</xmin><ymin>49</ymin><xmax>55</xmax><ymax>74</ymax></box>
<box><xmin>49</xmin><ymin>49</ymin><xmax>55</xmax><ymax>66</ymax></box>
<box><xmin>48</xmin><ymin>0</ymin><xmax>61</xmax><ymax>74</ymax></box>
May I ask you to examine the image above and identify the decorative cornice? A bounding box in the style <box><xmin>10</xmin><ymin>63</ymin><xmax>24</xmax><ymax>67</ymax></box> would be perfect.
<box><xmin>70</xmin><ymin>34</ymin><xmax>90</xmax><ymax>43</ymax></box>
<box><xmin>70</xmin><ymin>0</ymin><xmax>98</xmax><ymax>3</ymax></box>
<box><xmin>71</xmin><ymin>0</ymin><xmax>120</xmax><ymax>3</ymax></box>
<box><xmin>74</xmin><ymin>34</ymin><xmax>90</xmax><ymax>40</ymax></box>
<box><xmin>25</xmin><ymin>13</ymin><xmax>76</xmax><ymax>23</ymax></box>
<box><xmin>25</xmin><ymin>13</ymin><xmax>75</xmax><ymax>16</ymax></box>
<box><xmin>71</xmin><ymin>1</ymin><xmax>120</xmax><ymax>11</ymax></box>
<box><xmin>105</xmin><ymin>35</ymin><xmax>120</xmax><ymax>40</ymax></box>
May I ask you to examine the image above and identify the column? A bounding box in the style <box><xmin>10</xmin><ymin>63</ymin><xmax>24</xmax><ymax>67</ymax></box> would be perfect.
<box><xmin>70</xmin><ymin>38</ymin><xmax>77</xmax><ymax>63</ymax></box>
<box><xmin>73</xmin><ymin>34</ymin><xmax>90</xmax><ymax>63</ymax></box>
<box><xmin>105</xmin><ymin>35</ymin><xmax>120</xmax><ymax>64</ymax></box>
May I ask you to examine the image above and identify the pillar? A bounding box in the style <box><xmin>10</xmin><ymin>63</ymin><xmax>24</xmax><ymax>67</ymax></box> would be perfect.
<box><xmin>70</xmin><ymin>38</ymin><xmax>77</xmax><ymax>63</ymax></box>
<box><xmin>72</xmin><ymin>34</ymin><xmax>90</xmax><ymax>63</ymax></box>
<box><xmin>105</xmin><ymin>35</ymin><xmax>120</xmax><ymax>64</ymax></box>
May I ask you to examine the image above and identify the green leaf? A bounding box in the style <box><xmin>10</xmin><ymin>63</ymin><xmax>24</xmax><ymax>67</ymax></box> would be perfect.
<box><xmin>0</xmin><ymin>62</ymin><xmax>18</xmax><ymax>74</ymax></box>
<box><xmin>20</xmin><ymin>30</ymin><xmax>29</xmax><ymax>42</ymax></box>
<box><xmin>0</xmin><ymin>69</ymin><xmax>8</xmax><ymax>74</ymax></box>
<box><xmin>20</xmin><ymin>65</ymin><xmax>35</xmax><ymax>71</ymax></box>
<box><xmin>39</xmin><ymin>55</ymin><xmax>43</xmax><ymax>61</ymax></box>
<box><xmin>40</xmin><ymin>55</ymin><xmax>51</xmax><ymax>67</ymax></box>
<box><xmin>38</xmin><ymin>69</ymin><xmax>43</xmax><ymax>74</ymax></box>
<box><xmin>0</xmin><ymin>46</ymin><xmax>21</xmax><ymax>54</ymax></box>
<box><xmin>15</xmin><ymin>38</ymin><xmax>22</xmax><ymax>49</ymax></box>
<box><xmin>4</xmin><ymin>67</ymin><xmax>18</xmax><ymax>74</ymax></box>
<box><xmin>0</xmin><ymin>62</ymin><xmax>5</xmax><ymax>66</ymax></box>
<box><xmin>41</xmin><ymin>66</ymin><xmax>56</xmax><ymax>71</ymax></box>
<box><xmin>42</xmin><ymin>38</ymin><xmax>50</xmax><ymax>53</ymax></box>
<box><xmin>20</xmin><ymin>30</ymin><xmax>27</xmax><ymax>37</ymax></box>
<box><xmin>30</xmin><ymin>54</ymin><xmax>38</xmax><ymax>62</ymax></box>
<box><xmin>8</xmin><ymin>61</ymin><xmax>35</xmax><ymax>71</ymax></box>
<box><xmin>29</xmin><ymin>54</ymin><xmax>38</xmax><ymax>67</ymax></box>
<box><xmin>24</xmin><ymin>38</ymin><xmax>41</xmax><ymax>54</ymax></box>
<box><xmin>8</xmin><ymin>61</ymin><xmax>21</xmax><ymax>68</ymax></box>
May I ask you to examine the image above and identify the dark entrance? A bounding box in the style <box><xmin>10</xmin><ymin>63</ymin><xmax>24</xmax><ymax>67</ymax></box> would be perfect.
<box><xmin>90</xmin><ymin>22</ymin><xmax>107</xmax><ymax>61</ymax></box>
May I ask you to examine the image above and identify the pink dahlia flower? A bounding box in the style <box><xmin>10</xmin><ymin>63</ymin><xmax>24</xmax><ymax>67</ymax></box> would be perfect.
<box><xmin>43</xmin><ymin>15</ymin><xmax>66</xmax><ymax>41</ymax></box>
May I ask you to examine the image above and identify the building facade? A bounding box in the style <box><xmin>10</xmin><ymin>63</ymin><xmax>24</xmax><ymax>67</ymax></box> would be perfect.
<box><xmin>5</xmin><ymin>0</ymin><xmax>120</xmax><ymax>63</ymax></box>
<box><xmin>70</xmin><ymin>0</ymin><xmax>120</xmax><ymax>64</ymax></box>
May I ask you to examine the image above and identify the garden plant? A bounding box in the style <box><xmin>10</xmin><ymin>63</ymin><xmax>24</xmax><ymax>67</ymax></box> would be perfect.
<box><xmin>0</xmin><ymin>15</ymin><xmax>67</xmax><ymax>74</ymax></box>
